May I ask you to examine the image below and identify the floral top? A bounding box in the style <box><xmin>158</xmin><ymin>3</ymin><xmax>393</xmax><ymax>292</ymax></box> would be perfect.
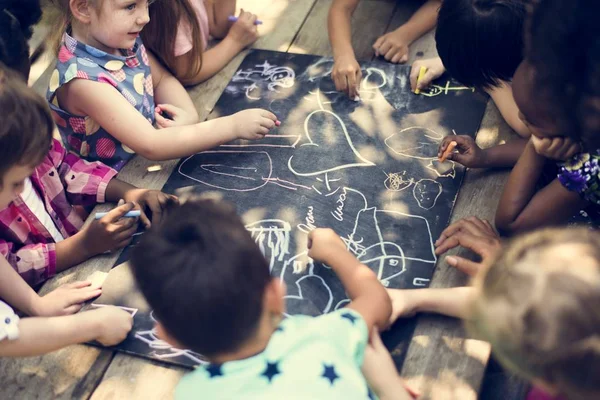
<box><xmin>558</xmin><ymin>151</ymin><xmax>600</xmax><ymax>205</ymax></box>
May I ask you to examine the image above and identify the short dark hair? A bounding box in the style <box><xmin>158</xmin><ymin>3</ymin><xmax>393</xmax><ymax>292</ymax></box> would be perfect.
<box><xmin>526</xmin><ymin>0</ymin><xmax>600</xmax><ymax>151</ymax></box>
<box><xmin>436</xmin><ymin>0</ymin><xmax>528</xmax><ymax>89</ymax></box>
<box><xmin>131</xmin><ymin>198</ymin><xmax>272</xmax><ymax>357</ymax></box>
<box><xmin>0</xmin><ymin>0</ymin><xmax>43</xmax><ymax>79</ymax></box>
<box><xmin>0</xmin><ymin>65</ymin><xmax>54</xmax><ymax>187</ymax></box>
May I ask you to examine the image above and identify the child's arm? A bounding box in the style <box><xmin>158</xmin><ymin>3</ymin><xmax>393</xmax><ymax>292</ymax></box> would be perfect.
<box><xmin>148</xmin><ymin>52</ymin><xmax>199</xmax><ymax>126</ymax></box>
<box><xmin>173</xmin><ymin>10</ymin><xmax>259</xmax><ymax>86</ymax></box>
<box><xmin>373</xmin><ymin>0</ymin><xmax>440</xmax><ymax>64</ymax></box>
<box><xmin>486</xmin><ymin>82</ymin><xmax>531</xmax><ymax>138</ymax></box>
<box><xmin>328</xmin><ymin>0</ymin><xmax>362</xmax><ymax>99</ymax></box>
<box><xmin>388</xmin><ymin>287</ymin><xmax>476</xmax><ymax>322</ymax></box>
<box><xmin>362</xmin><ymin>329</ymin><xmax>416</xmax><ymax>400</ymax></box>
<box><xmin>60</xmin><ymin>79</ymin><xmax>277</xmax><ymax>161</ymax></box>
<box><xmin>495</xmin><ymin>139</ymin><xmax>588</xmax><ymax>234</ymax></box>
<box><xmin>307</xmin><ymin>228</ymin><xmax>392</xmax><ymax>332</ymax></box>
<box><xmin>0</xmin><ymin>306</ymin><xmax>132</xmax><ymax>357</ymax></box>
<box><xmin>204</xmin><ymin>0</ymin><xmax>236</xmax><ymax>39</ymax></box>
<box><xmin>0</xmin><ymin>256</ymin><xmax>100</xmax><ymax>316</ymax></box>
<box><xmin>438</xmin><ymin>135</ymin><xmax>527</xmax><ymax>169</ymax></box>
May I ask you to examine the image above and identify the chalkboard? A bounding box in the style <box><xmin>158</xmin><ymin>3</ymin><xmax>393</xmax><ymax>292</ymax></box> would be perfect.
<box><xmin>163</xmin><ymin>50</ymin><xmax>487</xmax><ymax>315</ymax></box>
<box><xmin>103</xmin><ymin>50</ymin><xmax>488</xmax><ymax>369</ymax></box>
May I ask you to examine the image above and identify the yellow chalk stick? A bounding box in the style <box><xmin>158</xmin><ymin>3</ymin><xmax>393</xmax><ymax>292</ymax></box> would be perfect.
<box><xmin>414</xmin><ymin>66</ymin><xmax>427</xmax><ymax>95</ymax></box>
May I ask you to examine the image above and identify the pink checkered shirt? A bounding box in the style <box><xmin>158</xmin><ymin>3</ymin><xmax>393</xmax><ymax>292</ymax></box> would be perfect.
<box><xmin>0</xmin><ymin>139</ymin><xmax>117</xmax><ymax>287</ymax></box>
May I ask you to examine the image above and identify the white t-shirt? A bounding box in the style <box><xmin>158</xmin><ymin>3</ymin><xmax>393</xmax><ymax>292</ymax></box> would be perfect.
<box><xmin>21</xmin><ymin>178</ymin><xmax>64</xmax><ymax>243</ymax></box>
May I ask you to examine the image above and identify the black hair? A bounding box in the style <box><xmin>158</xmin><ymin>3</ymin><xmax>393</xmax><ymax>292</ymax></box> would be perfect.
<box><xmin>0</xmin><ymin>0</ymin><xmax>43</xmax><ymax>79</ymax></box>
<box><xmin>436</xmin><ymin>0</ymin><xmax>528</xmax><ymax>89</ymax></box>
<box><xmin>526</xmin><ymin>0</ymin><xmax>600</xmax><ymax>151</ymax></box>
<box><xmin>130</xmin><ymin>198</ymin><xmax>272</xmax><ymax>357</ymax></box>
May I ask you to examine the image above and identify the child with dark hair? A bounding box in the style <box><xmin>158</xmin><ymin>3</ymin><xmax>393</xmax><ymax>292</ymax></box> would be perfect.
<box><xmin>411</xmin><ymin>0</ymin><xmax>531</xmax><ymax>137</ymax></box>
<box><xmin>440</xmin><ymin>0</ymin><xmax>600</xmax><ymax>233</ymax></box>
<box><xmin>131</xmin><ymin>199</ymin><xmax>403</xmax><ymax>399</ymax></box>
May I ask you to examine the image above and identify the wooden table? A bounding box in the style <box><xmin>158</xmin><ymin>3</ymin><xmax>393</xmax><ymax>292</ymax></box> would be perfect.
<box><xmin>2</xmin><ymin>1</ymin><xmax>517</xmax><ymax>398</ymax></box>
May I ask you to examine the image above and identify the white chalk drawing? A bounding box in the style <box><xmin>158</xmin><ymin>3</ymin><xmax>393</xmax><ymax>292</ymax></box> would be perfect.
<box><xmin>420</xmin><ymin>81</ymin><xmax>475</xmax><ymax>97</ymax></box>
<box><xmin>288</xmin><ymin>89</ymin><xmax>375</xmax><ymax>176</ymax></box>
<box><xmin>413</xmin><ymin>278</ymin><xmax>430</xmax><ymax>287</ymax></box>
<box><xmin>134</xmin><ymin>311</ymin><xmax>206</xmax><ymax>365</ymax></box>
<box><xmin>385</xmin><ymin>126</ymin><xmax>446</xmax><ymax>160</ymax></box>
<box><xmin>384</xmin><ymin>171</ymin><xmax>413</xmax><ymax>192</ymax></box>
<box><xmin>426</xmin><ymin>159</ymin><xmax>456</xmax><ymax>179</ymax></box>
<box><xmin>246</xmin><ymin>219</ymin><xmax>291</xmax><ymax>272</ymax></box>
<box><xmin>384</xmin><ymin>171</ymin><xmax>443</xmax><ymax>210</ymax></box>
<box><xmin>90</xmin><ymin>303</ymin><xmax>138</xmax><ymax>317</ymax></box>
<box><xmin>230</xmin><ymin>60</ymin><xmax>296</xmax><ymax>100</ymax></box>
<box><xmin>178</xmin><ymin>150</ymin><xmax>273</xmax><ymax>192</ymax></box>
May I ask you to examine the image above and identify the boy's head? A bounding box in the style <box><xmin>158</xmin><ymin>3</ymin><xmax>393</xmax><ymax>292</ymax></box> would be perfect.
<box><xmin>512</xmin><ymin>0</ymin><xmax>600</xmax><ymax>151</ymax></box>
<box><xmin>131</xmin><ymin>198</ymin><xmax>285</xmax><ymax>358</ymax></box>
<box><xmin>0</xmin><ymin>66</ymin><xmax>54</xmax><ymax>210</ymax></box>
<box><xmin>0</xmin><ymin>0</ymin><xmax>43</xmax><ymax>79</ymax></box>
<box><xmin>469</xmin><ymin>228</ymin><xmax>600</xmax><ymax>400</ymax></box>
<box><xmin>436</xmin><ymin>0</ymin><xmax>528</xmax><ymax>89</ymax></box>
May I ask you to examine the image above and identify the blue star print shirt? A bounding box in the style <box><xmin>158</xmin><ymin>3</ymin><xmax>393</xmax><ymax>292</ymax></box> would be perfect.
<box><xmin>175</xmin><ymin>309</ymin><xmax>372</xmax><ymax>400</ymax></box>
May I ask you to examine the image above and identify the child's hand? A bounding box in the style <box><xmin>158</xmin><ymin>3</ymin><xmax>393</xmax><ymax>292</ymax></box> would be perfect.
<box><xmin>81</xmin><ymin>202</ymin><xmax>139</xmax><ymax>257</ymax></box>
<box><xmin>410</xmin><ymin>57</ymin><xmax>445</xmax><ymax>92</ymax></box>
<box><xmin>332</xmin><ymin>54</ymin><xmax>362</xmax><ymax>99</ymax></box>
<box><xmin>530</xmin><ymin>135</ymin><xmax>581</xmax><ymax>161</ymax></box>
<box><xmin>362</xmin><ymin>328</ymin><xmax>419</xmax><ymax>399</ymax></box>
<box><xmin>91</xmin><ymin>306</ymin><xmax>134</xmax><ymax>346</ymax></box>
<box><xmin>32</xmin><ymin>281</ymin><xmax>102</xmax><ymax>316</ymax></box>
<box><xmin>155</xmin><ymin>104</ymin><xmax>199</xmax><ymax>128</ymax></box>
<box><xmin>227</xmin><ymin>9</ymin><xmax>259</xmax><ymax>49</ymax></box>
<box><xmin>434</xmin><ymin>217</ymin><xmax>501</xmax><ymax>276</ymax></box>
<box><xmin>231</xmin><ymin>109</ymin><xmax>278</xmax><ymax>140</ymax></box>
<box><xmin>123</xmin><ymin>189</ymin><xmax>178</xmax><ymax>228</ymax></box>
<box><xmin>307</xmin><ymin>228</ymin><xmax>346</xmax><ymax>263</ymax></box>
<box><xmin>373</xmin><ymin>27</ymin><xmax>411</xmax><ymax>64</ymax></box>
<box><xmin>438</xmin><ymin>135</ymin><xmax>486</xmax><ymax>168</ymax></box>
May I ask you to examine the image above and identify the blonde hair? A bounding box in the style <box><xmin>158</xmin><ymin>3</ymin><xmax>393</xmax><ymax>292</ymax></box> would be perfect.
<box><xmin>141</xmin><ymin>0</ymin><xmax>203</xmax><ymax>83</ymax></box>
<box><xmin>469</xmin><ymin>228</ymin><xmax>600</xmax><ymax>400</ymax></box>
<box><xmin>47</xmin><ymin>0</ymin><xmax>104</xmax><ymax>54</ymax></box>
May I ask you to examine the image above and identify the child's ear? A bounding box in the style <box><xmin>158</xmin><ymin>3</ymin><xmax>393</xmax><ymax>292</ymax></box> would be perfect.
<box><xmin>155</xmin><ymin>321</ymin><xmax>183</xmax><ymax>348</ymax></box>
<box><xmin>264</xmin><ymin>278</ymin><xmax>286</xmax><ymax>315</ymax></box>
<box><xmin>69</xmin><ymin>0</ymin><xmax>93</xmax><ymax>24</ymax></box>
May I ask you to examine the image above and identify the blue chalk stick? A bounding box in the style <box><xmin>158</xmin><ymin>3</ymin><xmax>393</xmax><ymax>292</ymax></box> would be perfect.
<box><xmin>228</xmin><ymin>15</ymin><xmax>263</xmax><ymax>25</ymax></box>
<box><xmin>94</xmin><ymin>210</ymin><xmax>141</xmax><ymax>220</ymax></box>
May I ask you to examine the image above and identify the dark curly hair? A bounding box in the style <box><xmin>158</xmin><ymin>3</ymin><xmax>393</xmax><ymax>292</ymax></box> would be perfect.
<box><xmin>0</xmin><ymin>0</ymin><xmax>43</xmax><ymax>79</ymax></box>
<box><xmin>436</xmin><ymin>0</ymin><xmax>529</xmax><ymax>89</ymax></box>
<box><xmin>526</xmin><ymin>0</ymin><xmax>600</xmax><ymax>151</ymax></box>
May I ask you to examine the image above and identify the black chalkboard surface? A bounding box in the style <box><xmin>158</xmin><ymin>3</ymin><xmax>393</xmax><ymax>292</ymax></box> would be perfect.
<box><xmin>163</xmin><ymin>50</ymin><xmax>487</xmax><ymax>315</ymax></box>
<box><xmin>104</xmin><ymin>50</ymin><xmax>488</xmax><ymax>369</ymax></box>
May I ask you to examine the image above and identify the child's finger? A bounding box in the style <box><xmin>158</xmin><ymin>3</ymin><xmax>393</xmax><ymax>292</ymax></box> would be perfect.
<box><xmin>347</xmin><ymin>71</ymin><xmax>359</xmax><ymax>99</ymax></box>
<box><xmin>63</xmin><ymin>303</ymin><xmax>85</xmax><ymax>315</ymax></box>
<box><xmin>399</xmin><ymin>54</ymin><xmax>409</xmax><ymax>64</ymax></box>
<box><xmin>445</xmin><ymin>255</ymin><xmax>481</xmax><ymax>277</ymax></box>
<box><xmin>102</xmin><ymin>202</ymin><xmax>136</xmax><ymax>223</ymax></box>
<box><xmin>409</xmin><ymin>64</ymin><xmax>422</xmax><ymax>90</ymax></box>
<box><xmin>418</xmin><ymin>70</ymin><xmax>436</xmax><ymax>90</ymax></box>
<box><xmin>155</xmin><ymin>103</ymin><xmax>181</xmax><ymax>117</ymax></box>
<box><xmin>154</xmin><ymin>112</ymin><xmax>172</xmax><ymax>129</ymax></box>
<box><xmin>70</xmin><ymin>288</ymin><xmax>102</xmax><ymax>304</ymax></box>
<box><xmin>138</xmin><ymin>209</ymin><xmax>151</xmax><ymax>229</ymax></box>
<box><xmin>373</xmin><ymin>36</ymin><xmax>384</xmax><ymax>56</ymax></box>
<box><xmin>65</xmin><ymin>281</ymin><xmax>92</xmax><ymax>289</ymax></box>
<box><xmin>391</xmin><ymin>52</ymin><xmax>403</xmax><ymax>64</ymax></box>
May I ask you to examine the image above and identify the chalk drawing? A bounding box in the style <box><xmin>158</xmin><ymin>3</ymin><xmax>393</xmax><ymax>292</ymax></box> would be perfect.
<box><xmin>229</xmin><ymin>60</ymin><xmax>296</xmax><ymax>100</ymax></box>
<box><xmin>90</xmin><ymin>304</ymin><xmax>138</xmax><ymax>317</ymax></box>
<box><xmin>420</xmin><ymin>81</ymin><xmax>475</xmax><ymax>97</ymax></box>
<box><xmin>246</xmin><ymin>219</ymin><xmax>291</xmax><ymax>272</ymax></box>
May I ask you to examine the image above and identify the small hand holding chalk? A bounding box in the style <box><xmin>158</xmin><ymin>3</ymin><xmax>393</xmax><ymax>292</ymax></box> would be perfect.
<box><xmin>227</xmin><ymin>9</ymin><xmax>260</xmax><ymax>49</ymax></box>
<box><xmin>275</xmin><ymin>120</ymin><xmax>281</xmax><ymax>127</ymax></box>
<box><xmin>437</xmin><ymin>135</ymin><xmax>485</xmax><ymax>168</ymax></box>
<box><xmin>306</xmin><ymin>228</ymin><xmax>346</xmax><ymax>263</ymax></box>
<box><xmin>82</xmin><ymin>201</ymin><xmax>139</xmax><ymax>257</ymax></box>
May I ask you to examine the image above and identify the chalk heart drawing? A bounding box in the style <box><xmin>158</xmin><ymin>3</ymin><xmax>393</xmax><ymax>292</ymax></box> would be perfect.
<box><xmin>288</xmin><ymin>108</ymin><xmax>375</xmax><ymax>177</ymax></box>
<box><xmin>178</xmin><ymin>150</ymin><xmax>273</xmax><ymax>192</ymax></box>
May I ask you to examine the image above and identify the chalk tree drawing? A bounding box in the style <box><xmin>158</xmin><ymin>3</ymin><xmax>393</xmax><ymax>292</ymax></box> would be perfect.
<box><xmin>228</xmin><ymin>60</ymin><xmax>296</xmax><ymax>100</ymax></box>
<box><xmin>134</xmin><ymin>311</ymin><xmax>207</xmax><ymax>365</ymax></box>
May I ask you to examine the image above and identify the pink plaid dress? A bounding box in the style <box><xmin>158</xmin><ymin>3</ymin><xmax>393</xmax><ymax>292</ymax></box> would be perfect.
<box><xmin>0</xmin><ymin>139</ymin><xmax>117</xmax><ymax>287</ymax></box>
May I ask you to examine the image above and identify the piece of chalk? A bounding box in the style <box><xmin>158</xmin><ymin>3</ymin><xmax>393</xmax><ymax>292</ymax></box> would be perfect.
<box><xmin>228</xmin><ymin>15</ymin><xmax>263</xmax><ymax>25</ymax></box>
<box><xmin>414</xmin><ymin>66</ymin><xmax>427</xmax><ymax>95</ymax></box>
<box><xmin>353</xmin><ymin>95</ymin><xmax>361</xmax><ymax>102</ymax></box>
<box><xmin>439</xmin><ymin>141</ymin><xmax>458</xmax><ymax>162</ymax></box>
<box><xmin>275</xmin><ymin>120</ymin><xmax>281</xmax><ymax>127</ymax></box>
<box><xmin>94</xmin><ymin>210</ymin><xmax>141</xmax><ymax>220</ymax></box>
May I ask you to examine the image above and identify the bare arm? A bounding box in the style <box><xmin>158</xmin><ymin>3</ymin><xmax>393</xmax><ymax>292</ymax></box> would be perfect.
<box><xmin>204</xmin><ymin>0</ymin><xmax>236</xmax><ymax>39</ymax></box>
<box><xmin>308</xmin><ymin>229</ymin><xmax>392</xmax><ymax>332</ymax></box>
<box><xmin>389</xmin><ymin>287</ymin><xmax>476</xmax><ymax>322</ymax></box>
<box><xmin>495</xmin><ymin>140</ymin><xmax>587</xmax><ymax>234</ymax></box>
<box><xmin>328</xmin><ymin>0</ymin><xmax>360</xmax><ymax>60</ymax></box>
<box><xmin>394</xmin><ymin>0</ymin><xmax>440</xmax><ymax>43</ymax></box>
<box><xmin>149</xmin><ymin>52</ymin><xmax>199</xmax><ymax>121</ymax></box>
<box><xmin>0</xmin><ymin>307</ymin><xmax>132</xmax><ymax>357</ymax></box>
<box><xmin>486</xmin><ymin>82</ymin><xmax>531</xmax><ymax>138</ymax></box>
<box><xmin>0</xmin><ymin>257</ymin><xmax>42</xmax><ymax>316</ymax></box>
